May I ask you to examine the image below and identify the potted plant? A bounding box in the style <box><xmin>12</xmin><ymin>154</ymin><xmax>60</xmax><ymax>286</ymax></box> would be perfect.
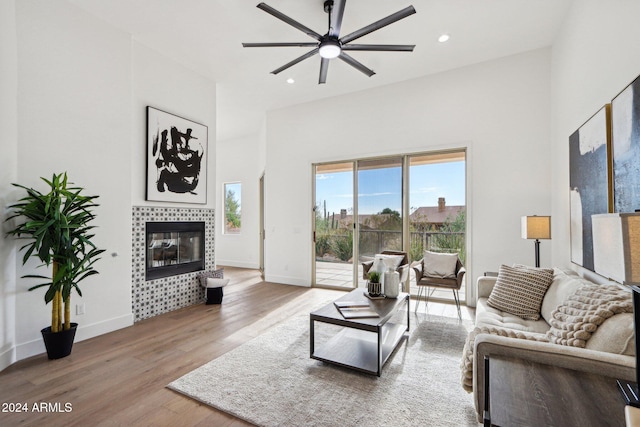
<box><xmin>367</xmin><ymin>271</ymin><xmax>382</xmax><ymax>297</ymax></box>
<box><xmin>6</xmin><ymin>173</ymin><xmax>104</xmax><ymax>359</ymax></box>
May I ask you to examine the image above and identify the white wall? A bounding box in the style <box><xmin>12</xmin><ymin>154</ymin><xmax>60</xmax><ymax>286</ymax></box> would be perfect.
<box><xmin>13</xmin><ymin>0</ymin><xmax>134</xmax><ymax>360</ymax></box>
<box><xmin>550</xmin><ymin>0</ymin><xmax>640</xmax><ymax>280</ymax></box>
<box><xmin>264</xmin><ymin>48</ymin><xmax>553</xmax><ymax>301</ymax></box>
<box><xmin>215</xmin><ymin>135</ymin><xmax>260</xmax><ymax>269</ymax></box>
<box><xmin>5</xmin><ymin>0</ymin><xmax>217</xmax><ymax>367</ymax></box>
<box><xmin>0</xmin><ymin>0</ymin><xmax>18</xmax><ymax>370</ymax></box>
<box><xmin>132</xmin><ymin>43</ymin><xmax>216</xmax><ymax>208</ymax></box>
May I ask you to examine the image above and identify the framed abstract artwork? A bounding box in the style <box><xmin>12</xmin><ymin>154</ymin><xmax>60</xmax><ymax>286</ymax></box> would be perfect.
<box><xmin>146</xmin><ymin>107</ymin><xmax>208</xmax><ymax>204</ymax></box>
<box><xmin>611</xmin><ymin>74</ymin><xmax>640</xmax><ymax>213</ymax></box>
<box><xmin>569</xmin><ymin>105</ymin><xmax>612</xmax><ymax>271</ymax></box>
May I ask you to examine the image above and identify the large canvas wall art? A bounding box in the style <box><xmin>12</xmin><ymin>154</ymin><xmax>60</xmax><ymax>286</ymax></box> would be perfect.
<box><xmin>569</xmin><ymin>105</ymin><xmax>611</xmax><ymax>272</ymax></box>
<box><xmin>611</xmin><ymin>74</ymin><xmax>640</xmax><ymax>213</ymax></box>
<box><xmin>146</xmin><ymin>107</ymin><xmax>208</xmax><ymax>204</ymax></box>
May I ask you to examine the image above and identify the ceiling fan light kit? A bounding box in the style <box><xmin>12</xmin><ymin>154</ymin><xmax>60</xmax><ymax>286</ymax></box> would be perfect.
<box><xmin>242</xmin><ymin>1</ymin><xmax>416</xmax><ymax>84</ymax></box>
<box><xmin>319</xmin><ymin>39</ymin><xmax>341</xmax><ymax>59</ymax></box>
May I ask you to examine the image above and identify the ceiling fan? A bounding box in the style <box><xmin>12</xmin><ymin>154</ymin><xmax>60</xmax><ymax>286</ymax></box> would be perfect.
<box><xmin>242</xmin><ymin>1</ymin><xmax>416</xmax><ymax>84</ymax></box>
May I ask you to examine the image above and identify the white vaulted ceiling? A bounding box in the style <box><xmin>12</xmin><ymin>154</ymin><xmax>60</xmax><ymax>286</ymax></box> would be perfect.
<box><xmin>66</xmin><ymin>0</ymin><xmax>573</xmax><ymax>141</ymax></box>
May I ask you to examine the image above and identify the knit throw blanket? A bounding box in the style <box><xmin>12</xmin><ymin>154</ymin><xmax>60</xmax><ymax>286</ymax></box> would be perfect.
<box><xmin>546</xmin><ymin>283</ymin><xmax>633</xmax><ymax>347</ymax></box>
<box><xmin>460</xmin><ymin>283</ymin><xmax>632</xmax><ymax>393</ymax></box>
<box><xmin>460</xmin><ymin>326</ymin><xmax>548</xmax><ymax>392</ymax></box>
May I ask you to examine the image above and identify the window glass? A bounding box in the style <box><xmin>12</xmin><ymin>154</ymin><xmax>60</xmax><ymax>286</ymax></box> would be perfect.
<box><xmin>224</xmin><ymin>182</ymin><xmax>241</xmax><ymax>234</ymax></box>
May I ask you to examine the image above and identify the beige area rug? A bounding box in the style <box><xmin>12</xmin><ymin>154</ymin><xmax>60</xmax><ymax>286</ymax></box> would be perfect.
<box><xmin>168</xmin><ymin>311</ymin><xmax>479</xmax><ymax>427</ymax></box>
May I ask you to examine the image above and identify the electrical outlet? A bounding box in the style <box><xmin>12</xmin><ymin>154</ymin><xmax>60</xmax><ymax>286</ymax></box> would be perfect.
<box><xmin>76</xmin><ymin>303</ymin><xmax>85</xmax><ymax>315</ymax></box>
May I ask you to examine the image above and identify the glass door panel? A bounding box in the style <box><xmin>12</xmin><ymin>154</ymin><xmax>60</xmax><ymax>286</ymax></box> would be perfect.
<box><xmin>313</xmin><ymin>162</ymin><xmax>355</xmax><ymax>289</ymax></box>
<box><xmin>409</xmin><ymin>151</ymin><xmax>466</xmax><ymax>301</ymax></box>
<box><xmin>357</xmin><ymin>157</ymin><xmax>403</xmax><ymax>287</ymax></box>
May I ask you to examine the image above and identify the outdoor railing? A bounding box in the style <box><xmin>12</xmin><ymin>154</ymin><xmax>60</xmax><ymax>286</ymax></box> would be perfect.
<box><xmin>316</xmin><ymin>229</ymin><xmax>465</xmax><ymax>264</ymax></box>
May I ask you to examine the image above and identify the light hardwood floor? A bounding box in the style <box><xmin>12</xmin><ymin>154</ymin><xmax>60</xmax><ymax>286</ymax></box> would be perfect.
<box><xmin>0</xmin><ymin>267</ymin><xmax>471</xmax><ymax>426</ymax></box>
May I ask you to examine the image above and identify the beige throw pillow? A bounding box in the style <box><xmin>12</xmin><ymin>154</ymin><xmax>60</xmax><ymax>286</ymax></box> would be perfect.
<box><xmin>487</xmin><ymin>264</ymin><xmax>554</xmax><ymax>320</ymax></box>
<box><xmin>423</xmin><ymin>251</ymin><xmax>458</xmax><ymax>278</ymax></box>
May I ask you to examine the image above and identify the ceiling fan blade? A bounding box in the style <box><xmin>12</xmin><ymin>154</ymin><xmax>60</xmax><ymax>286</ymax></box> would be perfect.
<box><xmin>243</xmin><ymin>42</ymin><xmax>318</xmax><ymax>48</ymax></box>
<box><xmin>338</xmin><ymin>52</ymin><xmax>375</xmax><ymax>77</ymax></box>
<box><xmin>328</xmin><ymin>0</ymin><xmax>346</xmax><ymax>38</ymax></box>
<box><xmin>340</xmin><ymin>5</ymin><xmax>416</xmax><ymax>44</ymax></box>
<box><xmin>319</xmin><ymin>58</ymin><xmax>330</xmax><ymax>84</ymax></box>
<box><xmin>271</xmin><ymin>48</ymin><xmax>319</xmax><ymax>75</ymax></box>
<box><xmin>257</xmin><ymin>3</ymin><xmax>322</xmax><ymax>42</ymax></box>
<box><xmin>342</xmin><ymin>44</ymin><xmax>415</xmax><ymax>52</ymax></box>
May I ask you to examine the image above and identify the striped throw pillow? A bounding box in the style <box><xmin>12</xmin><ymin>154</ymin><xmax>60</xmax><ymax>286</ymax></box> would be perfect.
<box><xmin>487</xmin><ymin>264</ymin><xmax>554</xmax><ymax>320</ymax></box>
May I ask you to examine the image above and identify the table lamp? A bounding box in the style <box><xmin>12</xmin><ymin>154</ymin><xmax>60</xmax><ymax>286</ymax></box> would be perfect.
<box><xmin>592</xmin><ymin>212</ymin><xmax>640</xmax><ymax>407</ymax></box>
<box><xmin>521</xmin><ymin>215</ymin><xmax>551</xmax><ymax>268</ymax></box>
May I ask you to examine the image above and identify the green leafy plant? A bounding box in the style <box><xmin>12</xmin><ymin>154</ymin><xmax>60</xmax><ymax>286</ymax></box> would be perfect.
<box><xmin>368</xmin><ymin>271</ymin><xmax>380</xmax><ymax>283</ymax></box>
<box><xmin>6</xmin><ymin>173</ymin><xmax>105</xmax><ymax>333</ymax></box>
<box><xmin>315</xmin><ymin>234</ymin><xmax>330</xmax><ymax>257</ymax></box>
<box><xmin>330</xmin><ymin>231</ymin><xmax>353</xmax><ymax>262</ymax></box>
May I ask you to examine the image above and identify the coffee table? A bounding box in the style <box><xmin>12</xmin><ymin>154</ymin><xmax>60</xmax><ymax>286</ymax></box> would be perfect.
<box><xmin>310</xmin><ymin>288</ymin><xmax>410</xmax><ymax>376</ymax></box>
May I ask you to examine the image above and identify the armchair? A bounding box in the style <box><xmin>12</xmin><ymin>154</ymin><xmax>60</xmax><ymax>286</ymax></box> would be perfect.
<box><xmin>361</xmin><ymin>251</ymin><xmax>410</xmax><ymax>291</ymax></box>
<box><xmin>411</xmin><ymin>253</ymin><xmax>465</xmax><ymax>318</ymax></box>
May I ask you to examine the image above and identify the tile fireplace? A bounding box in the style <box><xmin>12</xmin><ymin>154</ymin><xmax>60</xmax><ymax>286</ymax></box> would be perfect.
<box><xmin>132</xmin><ymin>206</ymin><xmax>215</xmax><ymax>322</ymax></box>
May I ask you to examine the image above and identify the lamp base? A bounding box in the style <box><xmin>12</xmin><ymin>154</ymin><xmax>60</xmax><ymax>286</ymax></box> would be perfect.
<box><xmin>617</xmin><ymin>380</ymin><xmax>640</xmax><ymax>407</ymax></box>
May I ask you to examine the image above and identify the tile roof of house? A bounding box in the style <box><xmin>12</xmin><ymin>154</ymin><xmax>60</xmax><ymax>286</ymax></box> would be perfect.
<box><xmin>410</xmin><ymin>205</ymin><xmax>464</xmax><ymax>224</ymax></box>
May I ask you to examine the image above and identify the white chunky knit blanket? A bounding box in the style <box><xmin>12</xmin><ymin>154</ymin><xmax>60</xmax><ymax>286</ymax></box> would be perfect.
<box><xmin>460</xmin><ymin>326</ymin><xmax>547</xmax><ymax>392</ymax></box>
<box><xmin>546</xmin><ymin>283</ymin><xmax>633</xmax><ymax>347</ymax></box>
<box><xmin>460</xmin><ymin>283</ymin><xmax>632</xmax><ymax>392</ymax></box>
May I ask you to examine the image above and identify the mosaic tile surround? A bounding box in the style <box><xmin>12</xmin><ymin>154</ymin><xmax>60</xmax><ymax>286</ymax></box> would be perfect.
<box><xmin>132</xmin><ymin>206</ymin><xmax>215</xmax><ymax>322</ymax></box>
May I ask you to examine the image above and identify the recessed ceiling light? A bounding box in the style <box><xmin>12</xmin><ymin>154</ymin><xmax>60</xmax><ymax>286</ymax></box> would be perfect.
<box><xmin>286</xmin><ymin>78</ymin><xmax>295</xmax><ymax>84</ymax></box>
<box><xmin>438</xmin><ymin>34</ymin><xmax>450</xmax><ymax>43</ymax></box>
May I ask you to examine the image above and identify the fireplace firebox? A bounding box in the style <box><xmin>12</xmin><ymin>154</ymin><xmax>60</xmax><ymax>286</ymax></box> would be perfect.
<box><xmin>146</xmin><ymin>221</ymin><xmax>205</xmax><ymax>280</ymax></box>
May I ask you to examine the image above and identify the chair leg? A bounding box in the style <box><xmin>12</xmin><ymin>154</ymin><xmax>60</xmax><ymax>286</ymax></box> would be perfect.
<box><xmin>452</xmin><ymin>289</ymin><xmax>462</xmax><ymax>320</ymax></box>
<box><xmin>425</xmin><ymin>287</ymin><xmax>434</xmax><ymax>305</ymax></box>
<box><xmin>414</xmin><ymin>286</ymin><xmax>422</xmax><ymax>313</ymax></box>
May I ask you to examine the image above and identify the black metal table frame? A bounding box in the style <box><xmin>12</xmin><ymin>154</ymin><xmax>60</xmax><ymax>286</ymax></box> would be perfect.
<box><xmin>310</xmin><ymin>290</ymin><xmax>410</xmax><ymax>376</ymax></box>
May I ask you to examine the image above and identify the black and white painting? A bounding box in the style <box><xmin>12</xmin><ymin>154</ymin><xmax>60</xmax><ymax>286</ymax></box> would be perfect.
<box><xmin>146</xmin><ymin>107</ymin><xmax>207</xmax><ymax>204</ymax></box>
<box><xmin>611</xmin><ymin>74</ymin><xmax>640</xmax><ymax>213</ymax></box>
<box><xmin>569</xmin><ymin>105</ymin><xmax>611</xmax><ymax>272</ymax></box>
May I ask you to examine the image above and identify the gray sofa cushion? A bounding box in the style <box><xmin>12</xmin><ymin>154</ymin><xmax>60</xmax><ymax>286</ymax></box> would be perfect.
<box><xmin>475</xmin><ymin>298</ymin><xmax>550</xmax><ymax>335</ymax></box>
<box><xmin>540</xmin><ymin>268</ymin><xmax>583</xmax><ymax>324</ymax></box>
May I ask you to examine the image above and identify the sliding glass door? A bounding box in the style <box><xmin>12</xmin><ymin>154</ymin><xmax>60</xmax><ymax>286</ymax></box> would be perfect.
<box><xmin>356</xmin><ymin>157</ymin><xmax>403</xmax><ymax>287</ymax></box>
<box><xmin>313</xmin><ymin>150</ymin><xmax>466</xmax><ymax>303</ymax></box>
<box><xmin>408</xmin><ymin>152</ymin><xmax>466</xmax><ymax>300</ymax></box>
<box><xmin>313</xmin><ymin>162</ymin><xmax>355</xmax><ymax>289</ymax></box>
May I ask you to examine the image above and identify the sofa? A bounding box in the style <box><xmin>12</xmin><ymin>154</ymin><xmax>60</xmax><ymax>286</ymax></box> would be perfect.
<box><xmin>462</xmin><ymin>266</ymin><xmax>636</xmax><ymax>422</ymax></box>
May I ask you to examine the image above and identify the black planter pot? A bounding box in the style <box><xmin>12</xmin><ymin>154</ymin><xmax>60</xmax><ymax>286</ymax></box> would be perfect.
<box><xmin>41</xmin><ymin>323</ymin><xmax>78</xmax><ymax>360</ymax></box>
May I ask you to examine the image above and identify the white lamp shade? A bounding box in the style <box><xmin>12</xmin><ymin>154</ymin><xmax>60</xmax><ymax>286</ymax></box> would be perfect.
<box><xmin>592</xmin><ymin>212</ymin><xmax>640</xmax><ymax>285</ymax></box>
<box><xmin>521</xmin><ymin>216</ymin><xmax>551</xmax><ymax>240</ymax></box>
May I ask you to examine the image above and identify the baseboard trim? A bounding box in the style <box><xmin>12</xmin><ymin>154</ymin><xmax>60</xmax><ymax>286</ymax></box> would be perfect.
<box><xmin>74</xmin><ymin>313</ymin><xmax>134</xmax><ymax>343</ymax></box>
<box><xmin>264</xmin><ymin>274</ymin><xmax>310</xmax><ymax>287</ymax></box>
<box><xmin>14</xmin><ymin>313</ymin><xmax>134</xmax><ymax>362</ymax></box>
<box><xmin>216</xmin><ymin>260</ymin><xmax>260</xmax><ymax>270</ymax></box>
<box><xmin>0</xmin><ymin>345</ymin><xmax>16</xmax><ymax>372</ymax></box>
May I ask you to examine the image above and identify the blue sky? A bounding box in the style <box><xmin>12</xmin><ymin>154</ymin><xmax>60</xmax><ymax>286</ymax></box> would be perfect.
<box><xmin>316</xmin><ymin>161</ymin><xmax>465</xmax><ymax>215</ymax></box>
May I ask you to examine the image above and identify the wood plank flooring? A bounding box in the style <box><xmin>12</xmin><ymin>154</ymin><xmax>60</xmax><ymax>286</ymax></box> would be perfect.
<box><xmin>0</xmin><ymin>267</ymin><xmax>471</xmax><ymax>426</ymax></box>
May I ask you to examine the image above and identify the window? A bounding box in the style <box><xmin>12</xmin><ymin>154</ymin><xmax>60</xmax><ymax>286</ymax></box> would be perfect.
<box><xmin>224</xmin><ymin>182</ymin><xmax>241</xmax><ymax>234</ymax></box>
